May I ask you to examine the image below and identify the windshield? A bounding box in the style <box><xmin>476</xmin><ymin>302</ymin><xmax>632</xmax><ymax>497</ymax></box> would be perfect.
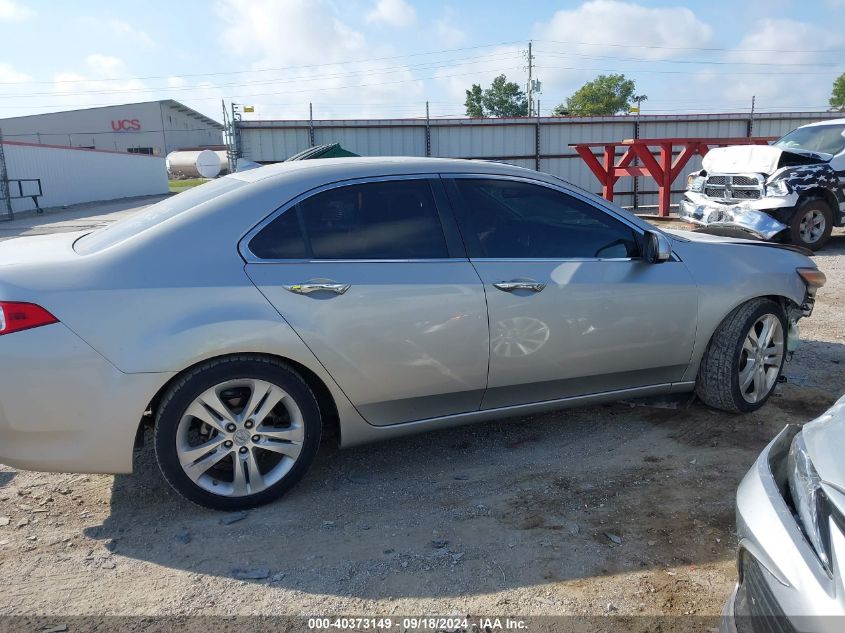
<box><xmin>74</xmin><ymin>178</ymin><xmax>244</xmax><ymax>255</ymax></box>
<box><xmin>774</xmin><ymin>124</ymin><xmax>845</xmax><ymax>156</ymax></box>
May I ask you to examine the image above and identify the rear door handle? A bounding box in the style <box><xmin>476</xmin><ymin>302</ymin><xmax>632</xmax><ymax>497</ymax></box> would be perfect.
<box><xmin>283</xmin><ymin>281</ymin><xmax>350</xmax><ymax>295</ymax></box>
<box><xmin>493</xmin><ymin>279</ymin><xmax>546</xmax><ymax>293</ymax></box>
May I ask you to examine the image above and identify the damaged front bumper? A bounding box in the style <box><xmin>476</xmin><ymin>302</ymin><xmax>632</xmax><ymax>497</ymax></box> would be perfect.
<box><xmin>679</xmin><ymin>193</ymin><xmax>789</xmax><ymax>240</ymax></box>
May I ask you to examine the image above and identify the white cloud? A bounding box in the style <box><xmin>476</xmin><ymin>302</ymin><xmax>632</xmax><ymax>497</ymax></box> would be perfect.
<box><xmin>0</xmin><ymin>62</ymin><xmax>30</xmax><ymax>83</ymax></box>
<box><xmin>535</xmin><ymin>0</ymin><xmax>712</xmax><ymax>61</ymax></box>
<box><xmin>0</xmin><ymin>0</ymin><xmax>33</xmax><ymax>20</ymax></box>
<box><xmin>106</xmin><ymin>19</ymin><xmax>156</xmax><ymax>48</ymax></box>
<box><xmin>527</xmin><ymin>1</ymin><xmax>713</xmax><ymax>112</ymax></box>
<box><xmin>366</xmin><ymin>0</ymin><xmax>416</xmax><ymax>28</ymax></box>
<box><xmin>86</xmin><ymin>54</ymin><xmax>125</xmax><ymax>75</ymax></box>
<box><xmin>714</xmin><ymin>19</ymin><xmax>845</xmax><ymax>109</ymax></box>
<box><xmin>41</xmin><ymin>57</ymin><xmax>148</xmax><ymax>113</ymax></box>
<box><xmin>167</xmin><ymin>76</ymin><xmax>187</xmax><ymax>88</ymax></box>
<box><xmin>215</xmin><ymin>0</ymin><xmax>424</xmax><ymax>118</ymax></box>
<box><xmin>435</xmin><ymin>8</ymin><xmax>467</xmax><ymax>47</ymax></box>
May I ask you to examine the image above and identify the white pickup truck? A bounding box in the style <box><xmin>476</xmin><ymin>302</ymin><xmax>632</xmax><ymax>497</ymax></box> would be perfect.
<box><xmin>680</xmin><ymin>119</ymin><xmax>845</xmax><ymax>250</ymax></box>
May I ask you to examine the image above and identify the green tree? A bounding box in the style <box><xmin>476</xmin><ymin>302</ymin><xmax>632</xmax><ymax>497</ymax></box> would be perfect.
<box><xmin>465</xmin><ymin>84</ymin><xmax>484</xmax><ymax>117</ymax></box>
<box><xmin>555</xmin><ymin>74</ymin><xmax>640</xmax><ymax>116</ymax></box>
<box><xmin>464</xmin><ymin>74</ymin><xmax>528</xmax><ymax>117</ymax></box>
<box><xmin>831</xmin><ymin>73</ymin><xmax>845</xmax><ymax>111</ymax></box>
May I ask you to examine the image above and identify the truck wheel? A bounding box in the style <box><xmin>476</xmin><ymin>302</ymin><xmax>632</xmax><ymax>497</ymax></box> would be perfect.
<box><xmin>154</xmin><ymin>355</ymin><xmax>322</xmax><ymax>511</ymax></box>
<box><xmin>789</xmin><ymin>198</ymin><xmax>832</xmax><ymax>251</ymax></box>
<box><xmin>696</xmin><ymin>299</ymin><xmax>787</xmax><ymax>413</ymax></box>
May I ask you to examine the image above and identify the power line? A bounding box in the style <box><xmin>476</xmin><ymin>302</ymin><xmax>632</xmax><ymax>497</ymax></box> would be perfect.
<box><xmin>0</xmin><ymin>52</ymin><xmax>524</xmax><ymax>99</ymax></box>
<box><xmin>535</xmin><ymin>64</ymin><xmax>839</xmax><ymax>76</ymax></box>
<box><xmin>0</xmin><ymin>65</ymin><xmax>527</xmax><ymax>111</ymax></box>
<box><xmin>534</xmin><ymin>38</ymin><xmax>845</xmax><ymax>54</ymax></box>
<box><xmin>0</xmin><ymin>41</ymin><xmax>525</xmax><ymax>86</ymax></box>
<box><xmin>535</xmin><ymin>49</ymin><xmax>845</xmax><ymax>68</ymax></box>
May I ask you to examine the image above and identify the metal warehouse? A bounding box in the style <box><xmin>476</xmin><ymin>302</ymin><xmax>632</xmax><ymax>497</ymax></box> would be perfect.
<box><xmin>235</xmin><ymin>111</ymin><xmax>842</xmax><ymax>210</ymax></box>
<box><xmin>0</xmin><ymin>99</ymin><xmax>223</xmax><ymax>156</ymax></box>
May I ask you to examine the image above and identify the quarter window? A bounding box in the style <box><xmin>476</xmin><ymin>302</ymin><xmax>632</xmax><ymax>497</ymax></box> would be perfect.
<box><xmin>453</xmin><ymin>179</ymin><xmax>640</xmax><ymax>259</ymax></box>
<box><xmin>249</xmin><ymin>179</ymin><xmax>449</xmax><ymax>260</ymax></box>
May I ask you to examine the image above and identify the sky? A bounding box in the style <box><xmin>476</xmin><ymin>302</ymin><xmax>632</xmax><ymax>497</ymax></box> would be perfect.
<box><xmin>0</xmin><ymin>0</ymin><xmax>843</xmax><ymax>123</ymax></box>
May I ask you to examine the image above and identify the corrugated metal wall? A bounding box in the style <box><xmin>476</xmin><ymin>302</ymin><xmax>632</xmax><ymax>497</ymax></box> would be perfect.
<box><xmin>237</xmin><ymin>112</ymin><xmax>841</xmax><ymax>209</ymax></box>
<box><xmin>3</xmin><ymin>141</ymin><xmax>169</xmax><ymax>214</ymax></box>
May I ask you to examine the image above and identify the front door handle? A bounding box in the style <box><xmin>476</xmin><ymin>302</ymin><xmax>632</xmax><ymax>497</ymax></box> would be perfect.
<box><xmin>284</xmin><ymin>280</ymin><xmax>350</xmax><ymax>295</ymax></box>
<box><xmin>493</xmin><ymin>279</ymin><xmax>546</xmax><ymax>293</ymax></box>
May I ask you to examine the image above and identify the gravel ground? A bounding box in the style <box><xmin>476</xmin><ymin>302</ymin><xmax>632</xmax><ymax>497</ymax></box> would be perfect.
<box><xmin>0</xmin><ymin>204</ymin><xmax>843</xmax><ymax>629</ymax></box>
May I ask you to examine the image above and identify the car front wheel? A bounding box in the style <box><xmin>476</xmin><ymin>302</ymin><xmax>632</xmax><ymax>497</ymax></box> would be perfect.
<box><xmin>696</xmin><ymin>299</ymin><xmax>787</xmax><ymax>413</ymax></box>
<box><xmin>154</xmin><ymin>355</ymin><xmax>322</xmax><ymax>510</ymax></box>
<box><xmin>789</xmin><ymin>198</ymin><xmax>833</xmax><ymax>251</ymax></box>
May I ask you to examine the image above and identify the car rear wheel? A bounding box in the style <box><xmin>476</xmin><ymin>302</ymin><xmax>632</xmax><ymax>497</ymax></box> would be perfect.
<box><xmin>789</xmin><ymin>198</ymin><xmax>832</xmax><ymax>251</ymax></box>
<box><xmin>696</xmin><ymin>299</ymin><xmax>787</xmax><ymax>413</ymax></box>
<box><xmin>154</xmin><ymin>355</ymin><xmax>321</xmax><ymax>510</ymax></box>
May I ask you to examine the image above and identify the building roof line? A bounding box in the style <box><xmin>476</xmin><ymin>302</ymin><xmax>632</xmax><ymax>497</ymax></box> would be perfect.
<box><xmin>0</xmin><ymin>99</ymin><xmax>223</xmax><ymax>129</ymax></box>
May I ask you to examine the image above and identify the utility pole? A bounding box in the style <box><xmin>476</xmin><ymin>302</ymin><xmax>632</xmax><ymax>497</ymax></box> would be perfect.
<box><xmin>308</xmin><ymin>102</ymin><xmax>315</xmax><ymax>147</ymax></box>
<box><xmin>748</xmin><ymin>95</ymin><xmax>756</xmax><ymax>137</ymax></box>
<box><xmin>0</xmin><ymin>127</ymin><xmax>10</xmax><ymax>220</ymax></box>
<box><xmin>425</xmin><ymin>101</ymin><xmax>431</xmax><ymax>157</ymax></box>
<box><xmin>526</xmin><ymin>40</ymin><xmax>534</xmax><ymax>117</ymax></box>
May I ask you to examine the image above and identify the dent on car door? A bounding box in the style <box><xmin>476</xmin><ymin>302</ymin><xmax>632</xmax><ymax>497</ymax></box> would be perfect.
<box><xmin>242</xmin><ymin>176</ymin><xmax>489</xmax><ymax>426</ymax></box>
<box><xmin>445</xmin><ymin>176</ymin><xmax>699</xmax><ymax>409</ymax></box>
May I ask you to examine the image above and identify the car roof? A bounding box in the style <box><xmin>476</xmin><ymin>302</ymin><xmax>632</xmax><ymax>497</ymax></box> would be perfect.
<box><xmin>228</xmin><ymin>156</ymin><xmax>546</xmax><ymax>184</ymax></box>
<box><xmin>799</xmin><ymin>118</ymin><xmax>845</xmax><ymax>128</ymax></box>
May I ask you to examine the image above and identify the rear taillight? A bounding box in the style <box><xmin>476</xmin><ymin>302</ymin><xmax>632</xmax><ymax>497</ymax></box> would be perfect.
<box><xmin>0</xmin><ymin>302</ymin><xmax>58</xmax><ymax>336</ymax></box>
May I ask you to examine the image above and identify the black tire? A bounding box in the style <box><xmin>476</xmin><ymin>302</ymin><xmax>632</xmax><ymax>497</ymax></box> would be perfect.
<box><xmin>154</xmin><ymin>355</ymin><xmax>322</xmax><ymax>511</ymax></box>
<box><xmin>695</xmin><ymin>299</ymin><xmax>787</xmax><ymax>413</ymax></box>
<box><xmin>789</xmin><ymin>198</ymin><xmax>833</xmax><ymax>251</ymax></box>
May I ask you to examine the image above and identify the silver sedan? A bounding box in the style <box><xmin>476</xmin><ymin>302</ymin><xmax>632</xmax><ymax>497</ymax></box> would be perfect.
<box><xmin>722</xmin><ymin>394</ymin><xmax>845</xmax><ymax>631</ymax></box>
<box><xmin>0</xmin><ymin>158</ymin><xmax>827</xmax><ymax>509</ymax></box>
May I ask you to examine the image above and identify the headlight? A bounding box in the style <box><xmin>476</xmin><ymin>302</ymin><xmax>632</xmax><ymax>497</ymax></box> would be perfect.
<box><xmin>766</xmin><ymin>180</ymin><xmax>790</xmax><ymax>197</ymax></box>
<box><xmin>687</xmin><ymin>174</ymin><xmax>705</xmax><ymax>192</ymax></box>
<box><xmin>787</xmin><ymin>433</ymin><xmax>830</xmax><ymax>568</ymax></box>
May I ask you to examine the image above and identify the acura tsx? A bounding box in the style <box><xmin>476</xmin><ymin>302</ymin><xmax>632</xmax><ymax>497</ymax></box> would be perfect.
<box><xmin>0</xmin><ymin>158</ymin><xmax>826</xmax><ymax>509</ymax></box>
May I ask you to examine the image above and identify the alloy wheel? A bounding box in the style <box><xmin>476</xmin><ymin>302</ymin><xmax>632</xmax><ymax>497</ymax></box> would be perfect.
<box><xmin>175</xmin><ymin>378</ymin><xmax>304</xmax><ymax>497</ymax></box>
<box><xmin>798</xmin><ymin>209</ymin><xmax>826</xmax><ymax>244</ymax></box>
<box><xmin>738</xmin><ymin>314</ymin><xmax>784</xmax><ymax>404</ymax></box>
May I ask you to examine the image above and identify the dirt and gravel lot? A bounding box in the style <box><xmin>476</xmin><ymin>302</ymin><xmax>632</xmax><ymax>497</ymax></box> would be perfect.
<box><xmin>0</xmin><ymin>202</ymin><xmax>843</xmax><ymax>629</ymax></box>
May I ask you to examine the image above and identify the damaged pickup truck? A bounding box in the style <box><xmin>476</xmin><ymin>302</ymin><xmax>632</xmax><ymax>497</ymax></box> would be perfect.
<box><xmin>680</xmin><ymin>119</ymin><xmax>845</xmax><ymax>250</ymax></box>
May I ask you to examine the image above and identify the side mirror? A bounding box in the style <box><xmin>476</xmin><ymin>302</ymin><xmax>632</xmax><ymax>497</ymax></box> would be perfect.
<box><xmin>642</xmin><ymin>230</ymin><xmax>672</xmax><ymax>264</ymax></box>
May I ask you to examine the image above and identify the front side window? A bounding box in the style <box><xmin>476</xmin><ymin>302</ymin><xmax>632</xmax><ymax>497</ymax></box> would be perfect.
<box><xmin>249</xmin><ymin>179</ymin><xmax>449</xmax><ymax>260</ymax></box>
<box><xmin>453</xmin><ymin>179</ymin><xmax>640</xmax><ymax>259</ymax></box>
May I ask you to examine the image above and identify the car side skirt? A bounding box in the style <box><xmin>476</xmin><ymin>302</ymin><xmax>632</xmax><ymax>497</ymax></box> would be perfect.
<box><xmin>338</xmin><ymin>382</ymin><xmax>695</xmax><ymax>448</ymax></box>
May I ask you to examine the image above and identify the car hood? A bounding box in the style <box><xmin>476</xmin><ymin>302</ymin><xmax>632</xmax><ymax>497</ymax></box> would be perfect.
<box><xmin>702</xmin><ymin>145</ymin><xmax>830</xmax><ymax>175</ymax></box>
<box><xmin>663</xmin><ymin>228</ymin><xmax>813</xmax><ymax>256</ymax></box>
<box><xmin>802</xmin><ymin>394</ymin><xmax>845</xmax><ymax>505</ymax></box>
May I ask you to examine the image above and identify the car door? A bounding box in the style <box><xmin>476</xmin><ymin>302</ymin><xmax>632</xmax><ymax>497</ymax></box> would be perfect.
<box><xmin>444</xmin><ymin>175</ymin><xmax>698</xmax><ymax>410</ymax></box>
<box><xmin>242</xmin><ymin>176</ymin><xmax>489</xmax><ymax>426</ymax></box>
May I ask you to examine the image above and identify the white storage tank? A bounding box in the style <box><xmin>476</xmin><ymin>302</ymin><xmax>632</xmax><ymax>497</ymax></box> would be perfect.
<box><xmin>215</xmin><ymin>151</ymin><xmax>231</xmax><ymax>175</ymax></box>
<box><xmin>166</xmin><ymin>149</ymin><xmax>221</xmax><ymax>179</ymax></box>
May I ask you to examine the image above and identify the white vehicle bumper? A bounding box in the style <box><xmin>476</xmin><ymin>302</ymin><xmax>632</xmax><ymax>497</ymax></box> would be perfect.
<box><xmin>679</xmin><ymin>193</ymin><xmax>791</xmax><ymax>240</ymax></box>
<box><xmin>0</xmin><ymin>323</ymin><xmax>171</xmax><ymax>474</ymax></box>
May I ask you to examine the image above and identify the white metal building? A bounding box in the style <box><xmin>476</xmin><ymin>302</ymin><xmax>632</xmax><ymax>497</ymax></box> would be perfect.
<box><xmin>0</xmin><ymin>100</ymin><xmax>223</xmax><ymax>156</ymax></box>
<box><xmin>236</xmin><ymin>111</ymin><xmax>842</xmax><ymax>209</ymax></box>
<box><xmin>1</xmin><ymin>141</ymin><xmax>168</xmax><ymax>215</ymax></box>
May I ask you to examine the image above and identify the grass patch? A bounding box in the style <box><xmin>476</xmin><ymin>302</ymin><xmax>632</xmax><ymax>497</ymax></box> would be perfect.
<box><xmin>169</xmin><ymin>178</ymin><xmax>209</xmax><ymax>193</ymax></box>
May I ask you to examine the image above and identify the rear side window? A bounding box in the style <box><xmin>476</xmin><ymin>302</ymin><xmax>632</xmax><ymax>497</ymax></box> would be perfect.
<box><xmin>248</xmin><ymin>179</ymin><xmax>449</xmax><ymax>260</ymax></box>
<box><xmin>74</xmin><ymin>178</ymin><xmax>244</xmax><ymax>255</ymax></box>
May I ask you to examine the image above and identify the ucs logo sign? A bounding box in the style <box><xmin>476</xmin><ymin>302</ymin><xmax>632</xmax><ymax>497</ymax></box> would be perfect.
<box><xmin>111</xmin><ymin>119</ymin><xmax>141</xmax><ymax>132</ymax></box>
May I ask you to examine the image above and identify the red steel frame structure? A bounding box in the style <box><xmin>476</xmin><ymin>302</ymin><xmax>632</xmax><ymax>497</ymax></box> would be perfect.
<box><xmin>571</xmin><ymin>137</ymin><xmax>776</xmax><ymax>217</ymax></box>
